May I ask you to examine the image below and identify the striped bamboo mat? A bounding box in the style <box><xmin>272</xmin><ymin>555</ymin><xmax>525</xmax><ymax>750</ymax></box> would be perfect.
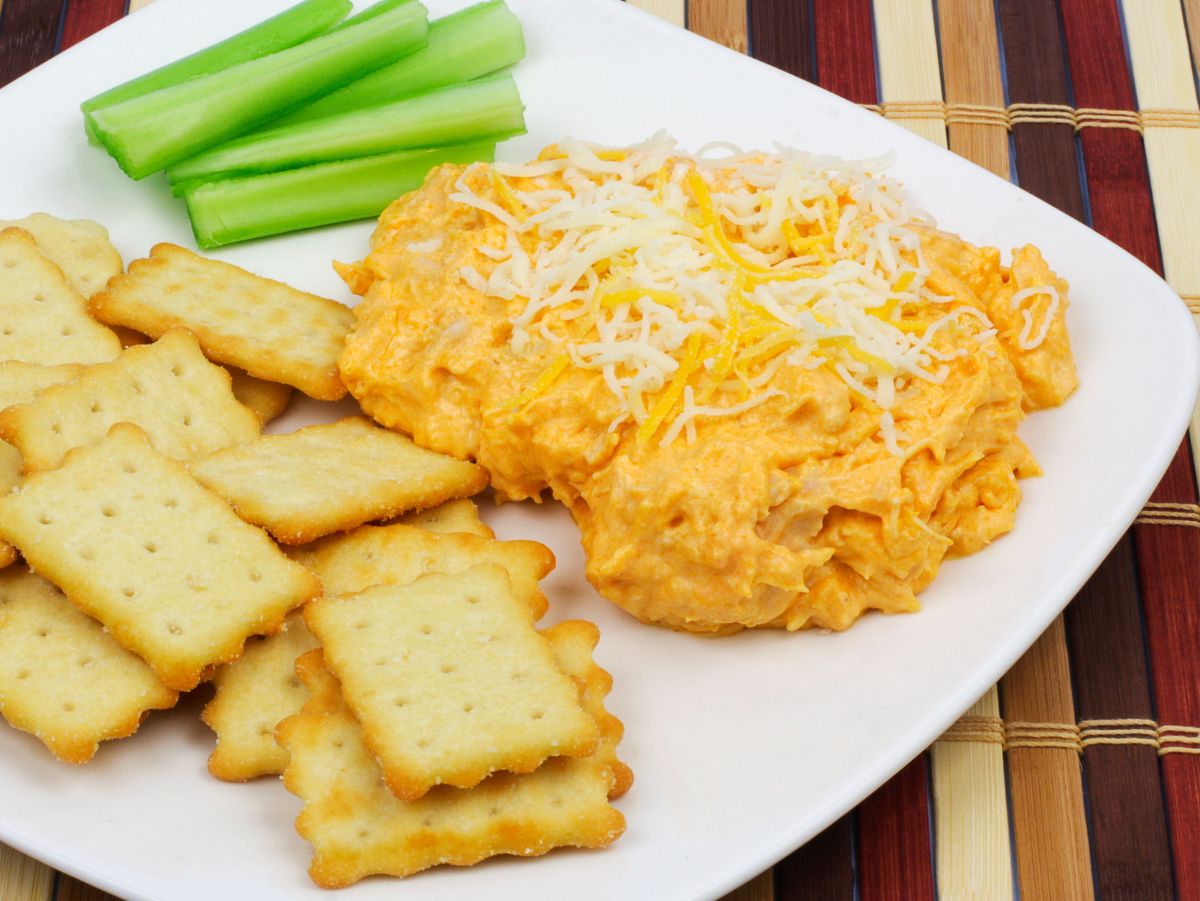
<box><xmin>1</xmin><ymin>0</ymin><xmax>1198</xmax><ymax>899</ymax></box>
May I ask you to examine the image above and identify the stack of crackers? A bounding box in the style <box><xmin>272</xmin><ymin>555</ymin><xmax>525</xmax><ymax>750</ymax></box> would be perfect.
<box><xmin>0</xmin><ymin>215</ymin><xmax>629</xmax><ymax>886</ymax></box>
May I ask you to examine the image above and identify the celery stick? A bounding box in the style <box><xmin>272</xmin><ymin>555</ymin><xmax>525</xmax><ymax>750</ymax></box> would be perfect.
<box><xmin>88</xmin><ymin>3</ymin><xmax>429</xmax><ymax>179</ymax></box>
<box><xmin>167</xmin><ymin>72</ymin><xmax>524</xmax><ymax>184</ymax></box>
<box><xmin>332</xmin><ymin>0</ymin><xmax>416</xmax><ymax>32</ymax></box>
<box><xmin>81</xmin><ymin>0</ymin><xmax>352</xmax><ymax>143</ymax></box>
<box><xmin>183</xmin><ymin>141</ymin><xmax>495</xmax><ymax>248</ymax></box>
<box><xmin>276</xmin><ymin>0</ymin><xmax>524</xmax><ymax>127</ymax></box>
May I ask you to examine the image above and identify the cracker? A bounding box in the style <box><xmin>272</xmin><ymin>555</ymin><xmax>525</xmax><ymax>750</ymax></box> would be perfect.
<box><xmin>277</xmin><ymin>620</ymin><xmax>627</xmax><ymax>887</ymax></box>
<box><xmin>0</xmin><ymin>213</ymin><xmax>122</xmax><ymax>299</ymax></box>
<box><xmin>0</xmin><ymin>328</ymin><xmax>261</xmax><ymax>473</ymax></box>
<box><xmin>189</xmin><ymin>417</ymin><xmax>486</xmax><ymax>544</ymax></box>
<box><xmin>390</xmin><ymin>497</ymin><xmax>493</xmax><ymax>538</ymax></box>
<box><xmin>0</xmin><ymin>565</ymin><xmax>178</xmax><ymax>763</ymax></box>
<box><xmin>201</xmin><ymin>610</ymin><xmax>319</xmax><ymax>781</ymax></box>
<box><xmin>204</xmin><ymin>501</ymin><xmax>491</xmax><ymax>781</ymax></box>
<box><xmin>227</xmin><ymin>366</ymin><xmax>292</xmax><ymax>425</ymax></box>
<box><xmin>291</xmin><ymin>523</ymin><xmax>553</xmax><ymax>619</ymax></box>
<box><xmin>0</xmin><ymin>227</ymin><xmax>122</xmax><ymax>366</ymax></box>
<box><xmin>0</xmin><ymin>362</ymin><xmax>84</xmax><ymax>567</ymax></box>
<box><xmin>0</xmin><ymin>423</ymin><xmax>320</xmax><ymax>691</ymax></box>
<box><xmin>88</xmin><ymin>243</ymin><xmax>354</xmax><ymax>400</ymax></box>
<box><xmin>305</xmin><ymin>565</ymin><xmax>598</xmax><ymax>800</ymax></box>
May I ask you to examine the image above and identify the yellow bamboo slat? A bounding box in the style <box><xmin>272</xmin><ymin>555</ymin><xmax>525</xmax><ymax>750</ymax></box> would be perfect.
<box><xmin>936</xmin><ymin>0</ymin><xmax>1009</xmax><ymax>178</ymax></box>
<box><xmin>625</xmin><ymin>0</ymin><xmax>685</xmax><ymax>28</ymax></box>
<box><xmin>999</xmin><ymin>618</ymin><xmax>1095</xmax><ymax>899</ymax></box>
<box><xmin>871</xmin><ymin>0</ymin><xmax>946</xmax><ymax>147</ymax></box>
<box><xmin>718</xmin><ymin>870</ymin><xmax>774</xmax><ymax>901</ymax></box>
<box><xmin>0</xmin><ymin>843</ymin><xmax>53</xmax><ymax>901</ymax></box>
<box><xmin>1183</xmin><ymin>0</ymin><xmax>1200</xmax><ymax>80</ymax></box>
<box><xmin>125</xmin><ymin>0</ymin><xmax>156</xmax><ymax>12</ymax></box>
<box><xmin>1121</xmin><ymin>0</ymin><xmax>1200</xmax><ymax>488</ymax></box>
<box><xmin>931</xmin><ymin>688</ymin><xmax>1014</xmax><ymax>899</ymax></box>
<box><xmin>55</xmin><ymin>874</ymin><xmax>119</xmax><ymax>901</ymax></box>
<box><xmin>687</xmin><ymin>0</ymin><xmax>748</xmax><ymax>54</ymax></box>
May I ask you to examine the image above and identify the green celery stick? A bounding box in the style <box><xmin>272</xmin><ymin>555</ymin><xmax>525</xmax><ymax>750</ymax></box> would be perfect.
<box><xmin>275</xmin><ymin>0</ymin><xmax>524</xmax><ymax>127</ymax></box>
<box><xmin>166</xmin><ymin>72</ymin><xmax>524</xmax><ymax>183</ymax></box>
<box><xmin>183</xmin><ymin>141</ymin><xmax>495</xmax><ymax>248</ymax></box>
<box><xmin>88</xmin><ymin>2</ymin><xmax>429</xmax><ymax>179</ymax></box>
<box><xmin>81</xmin><ymin>0</ymin><xmax>352</xmax><ymax>143</ymax></box>
<box><xmin>331</xmin><ymin>0</ymin><xmax>416</xmax><ymax>32</ymax></box>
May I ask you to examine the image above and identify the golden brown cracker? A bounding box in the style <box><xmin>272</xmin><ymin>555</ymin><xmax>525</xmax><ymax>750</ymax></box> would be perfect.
<box><xmin>201</xmin><ymin>609</ymin><xmax>318</xmax><ymax>781</ymax></box>
<box><xmin>0</xmin><ymin>361</ymin><xmax>84</xmax><ymax>566</ymax></box>
<box><xmin>0</xmin><ymin>214</ymin><xmax>122</xmax><ymax>299</ymax></box>
<box><xmin>0</xmin><ymin>227</ymin><xmax>122</xmax><ymax>366</ymax></box>
<box><xmin>0</xmin><ymin>423</ymin><xmax>320</xmax><ymax>691</ymax></box>
<box><xmin>291</xmin><ymin>523</ymin><xmax>552</xmax><ymax>619</ymax></box>
<box><xmin>0</xmin><ymin>565</ymin><xmax>178</xmax><ymax>763</ymax></box>
<box><xmin>189</xmin><ymin>417</ymin><xmax>486</xmax><ymax>544</ymax></box>
<box><xmin>305</xmin><ymin>565</ymin><xmax>598</xmax><ymax>800</ymax></box>
<box><xmin>89</xmin><ymin>243</ymin><xmax>354</xmax><ymax>400</ymax></box>
<box><xmin>0</xmin><ymin>328</ymin><xmax>261</xmax><ymax>473</ymax></box>
<box><xmin>277</xmin><ymin>621</ymin><xmax>627</xmax><ymax>887</ymax></box>
<box><xmin>389</xmin><ymin>497</ymin><xmax>493</xmax><ymax>538</ymax></box>
<box><xmin>226</xmin><ymin>366</ymin><xmax>292</xmax><ymax>425</ymax></box>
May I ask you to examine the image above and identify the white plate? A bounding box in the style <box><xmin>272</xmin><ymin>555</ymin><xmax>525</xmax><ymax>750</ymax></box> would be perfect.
<box><xmin>0</xmin><ymin>1</ymin><xmax>1196</xmax><ymax>899</ymax></box>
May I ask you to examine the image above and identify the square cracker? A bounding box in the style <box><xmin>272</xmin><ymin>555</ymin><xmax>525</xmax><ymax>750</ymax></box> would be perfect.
<box><xmin>189</xmin><ymin>417</ymin><xmax>486</xmax><ymax>545</ymax></box>
<box><xmin>305</xmin><ymin>565</ymin><xmax>599</xmax><ymax>800</ymax></box>
<box><xmin>0</xmin><ymin>423</ymin><xmax>320</xmax><ymax>691</ymax></box>
<box><xmin>291</xmin><ymin>523</ymin><xmax>553</xmax><ymax>619</ymax></box>
<box><xmin>0</xmin><ymin>565</ymin><xmax>178</xmax><ymax>763</ymax></box>
<box><xmin>0</xmin><ymin>362</ymin><xmax>84</xmax><ymax>568</ymax></box>
<box><xmin>201</xmin><ymin>609</ymin><xmax>319</xmax><ymax>781</ymax></box>
<box><xmin>0</xmin><ymin>328</ymin><xmax>261</xmax><ymax>473</ymax></box>
<box><xmin>203</xmin><ymin>499</ymin><xmax>492</xmax><ymax>782</ymax></box>
<box><xmin>0</xmin><ymin>227</ymin><xmax>122</xmax><ymax>366</ymax></box>
<box><xmin>88</xmin><ymin>242</ymin><xmax>354</xmax><ymax>400</ymax></box>
<box><xmin>0</xmin><ymin>213</ymin><xmax>122</xmax><ymax>299</ymax></box>
<box><xmin>277</xmin><ymin>620</ymin><xmax>628</xmax><ymax>887</ymax></box>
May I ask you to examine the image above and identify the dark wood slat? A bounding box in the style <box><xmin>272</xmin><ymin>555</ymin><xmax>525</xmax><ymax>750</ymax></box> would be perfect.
<box><xmin>856</xmin><ymin>756</ymin><xmax>934</xmax><ymax>901</ymax></box>
<box><xmin>55</xmin><ymin>875</ymin><xmax>118</xmax><ymax>901</ymax></box>
<box><xmin>746</xmin><ymin>0</ymin><xmax>814</xmax><ymax>82</ymax></box>
<box><xmin>1065</xmin><ymin>539</ymin><xmax>1175</xmax><ymax>901</ymax></box>
<box><xmin>775</xmin><ymin>816</ymin><xmax>855</xmax><ymax>901</ymax></box>
<box><xmin>59</xmin><ymin>0</ymin><xmax>125</xmax><ymax>51</ymax></box>
<box><xmin>811</xmin><ymin>0</ymin><xmax>875</xmax><ymax>105</ymax></box>
<box><xmin>0</xmin><ymin>0</ymin><xmax>67</xmax><ymax>87</ymax></box>
<box><xmin>996</xmin><ymin>0</ymin><xmax>1086</xmax><ymax>223</ymax></box>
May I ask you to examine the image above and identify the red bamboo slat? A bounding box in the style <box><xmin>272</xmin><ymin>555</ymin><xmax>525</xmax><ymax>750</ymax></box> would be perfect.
<box><xmin>58</xmin><ymin>0</ymin><xmax>125</xmax><ymax>51</ymax></box>
<box><xmin>746</xmin><ymin>0</ymin><xmax>814</xmax><ymax>82</ymax></box>
<box><xmin>811</xmin><ymin>0</ymin><xmax>876</xmax><ymax>105</ymax></box>
<box><xmin>0</xmin><ymin>0</ymin><xmax>66</xmax><ymax>87</ymax></box>
<box><xmin>856</xmin><ymin>757</ymin><xmax>934</xmax><ymax>901</ymax></box>
<box><xmin>774</xmin><ymin>816</ymin><xmax>856</xmax><ymax>901</ymax></box>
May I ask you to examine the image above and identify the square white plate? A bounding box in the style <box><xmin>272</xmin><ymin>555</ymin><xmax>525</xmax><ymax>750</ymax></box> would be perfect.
<box><xmin>0</xmin><ymin>1</ymin><xmax>1196</xmax><ymax>899</ymax></box>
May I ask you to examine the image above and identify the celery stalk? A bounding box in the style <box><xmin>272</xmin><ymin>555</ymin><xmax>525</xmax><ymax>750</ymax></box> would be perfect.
<box><xmin>166</xmin><ymin>72</ymin><xmax>524</xmax><ymax>184</ymax></box>
<box><xmin>332</xmin><ymin>0</ymin><xmax>416</xmax><ymax>32</ymax></box>
<box><xmin>275</xmin><ymin>0</ymin><xmax>524</xmax><ymax>127</ymax></box>
<box><xmin>183</xmin><ymin>141</ymin><xmax>495</xmax><ymax>248</ymax></box>
<box><xmin>88</xmin><ymin>3</ymin><xmax>429</xmax><ymax>179</ymax></box>
<box><xmin>81</xmin><ymin>0</ymin><xmax>352</xmax><ymax>143</ymax></box>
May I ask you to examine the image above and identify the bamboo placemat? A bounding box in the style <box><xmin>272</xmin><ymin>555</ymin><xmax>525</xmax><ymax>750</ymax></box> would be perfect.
<box><xmin>1</xmin><ymin>0</ymin><xmax>1198</xmax><ymax>898</ymax></box>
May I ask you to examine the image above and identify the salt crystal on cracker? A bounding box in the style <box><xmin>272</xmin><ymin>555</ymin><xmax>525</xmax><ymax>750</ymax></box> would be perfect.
<box><xmin>305</xmin><ymin>565</ymin><xmax>599</xmax><ymax>800</ymax></box>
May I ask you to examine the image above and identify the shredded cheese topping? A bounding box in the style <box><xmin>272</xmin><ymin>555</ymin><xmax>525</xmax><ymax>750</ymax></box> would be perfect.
<box><xmin>449</xmin><ymin>132</ymin><xmax>1048</xmax><ymax>453</ymax></box>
